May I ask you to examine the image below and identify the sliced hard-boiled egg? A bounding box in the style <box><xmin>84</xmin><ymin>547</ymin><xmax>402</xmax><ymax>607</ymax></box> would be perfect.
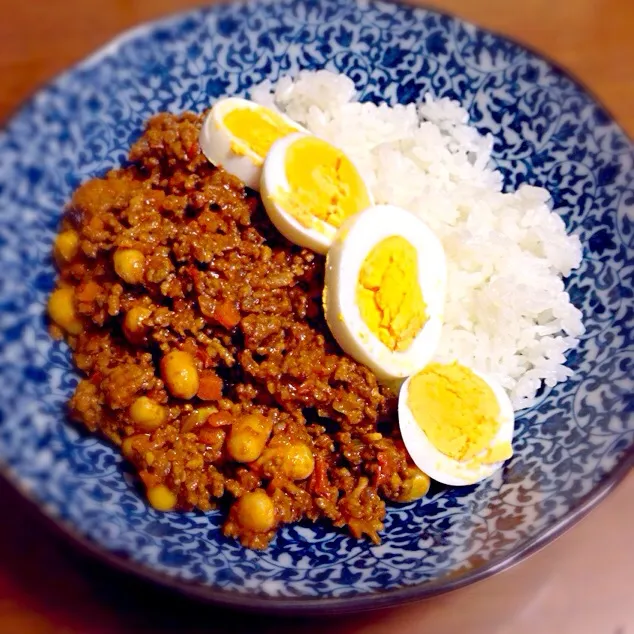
<box><xmin>399</xmin><ymin>361</ymin><xmax>515</xmax><ymax>486</ymax></box>
<box><xmin>324</xmin><ymin>205</ymin><xmax>446</xmax><ymax>380</ymax></box>
<box><xmin>199</xmin><ymin>98</ymin><xmax>303</xmax><ymax>190</ymax></box>
<box><xmin>260</xmin><ymin>133</ymin><xmax>373</xmax><ymax>254</ymax></box>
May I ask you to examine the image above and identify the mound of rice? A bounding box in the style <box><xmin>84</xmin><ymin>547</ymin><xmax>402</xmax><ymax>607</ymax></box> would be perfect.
<box><xmin>252</xmin><ymin>70</ymin><xmax>584</xmax><ymax>409</ymax></box>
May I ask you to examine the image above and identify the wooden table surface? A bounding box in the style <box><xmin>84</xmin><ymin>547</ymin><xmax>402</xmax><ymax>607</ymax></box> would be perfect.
<box><xmin>0</xmin><ymin>1</ymin><xmax>632</xmax><ymax>632</ymax></box>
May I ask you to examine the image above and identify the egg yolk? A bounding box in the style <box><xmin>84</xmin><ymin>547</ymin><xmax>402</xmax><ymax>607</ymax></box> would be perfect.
<box><xmin>273</xmin><ymin>136</ymin><xmax>371</xmax><ymax>229</ymax></box>
<box><xmin>407</xmin><ymin>362</ymin><xmax>505</xmax><ymax>462</ymax></box>
<box><xmin>356</xmin><ymin>236</ymin><xmax>427</xmax><ymax>351</ymax></box>
<box><xmin>222</xmin><ymin>105</ymin><xmax>297</xmax><ymax>160</ymax></box>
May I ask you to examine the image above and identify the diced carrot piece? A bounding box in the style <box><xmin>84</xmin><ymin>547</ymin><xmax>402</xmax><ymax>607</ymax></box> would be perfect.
<box><xmin>311</xmin><ymin>454</ymin><xmax>329</xmax><ymax>496</ymax></box>
<box><xmin>186</xmin><ymin>141</ymin><xmax>199</xmax><ymax>160</ymax></box>
<box><xmin>199</xmin><ymin>427</ymin><xmax>225</xmax><ymax>446</ymax></box>
<box><xmin>76</xmin><ymin>281</ymin><xmax>101</xmax><ymax>302</ymax></box>
<box><xmin>139</xmin><ymin>470</ymin><xmax>160</xmax><ymax>489</ymax></box>
<box><xmin>185</xmin><ymin>265</ymin><xmax>200</xmax><ymax>286</ymax></box>
<box><xmin>196</xmin><ymin>371</ymin><xmax>223</xmax><ymax>401</ymax></box>
<box><xmin>213</xmin><ymin>300</ymin><xmax>240</xmax><ymax>329</ymax></box>
<box><xmin>375</xmin><ymin>452</ymin><xmax>390</xmax><ymax>486</ymax></box>
<box><xmin>173</xmin><ymin>298</ymin><xmax>188</xmax><ymax>312</ymax></box>
<box><xmin>205</xmin><ymin>411</ymin><xmax>234</xmax><ymax>427</ymax></box>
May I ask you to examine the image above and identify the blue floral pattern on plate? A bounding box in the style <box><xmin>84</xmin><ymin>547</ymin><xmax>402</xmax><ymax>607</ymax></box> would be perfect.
<box><xmin>0</xmin><ymin>0</ymin><xmax>632</xmax><ymax>613</ymax></box>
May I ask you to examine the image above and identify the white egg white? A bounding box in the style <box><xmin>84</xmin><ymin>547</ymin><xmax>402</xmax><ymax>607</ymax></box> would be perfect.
<box><xmin>324</xmin><ymin>204</ymin><xmax>446</xmax><ymax>380</ymax></box>
<box><xmin>399</xmin><ymin>367</ymin><xmax>515</xmax><ymax>486</ymax></box>
<box><xmin>199</xmin><ymin>98</ymin><xmax>302</xmax><ymax>191</ymax></box>
<box><xmin>260</xmin><ymin>133</ymin><xmax>373</xmax><ymax>255</ymax></box>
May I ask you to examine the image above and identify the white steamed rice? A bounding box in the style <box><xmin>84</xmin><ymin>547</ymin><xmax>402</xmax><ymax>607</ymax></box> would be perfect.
<box><xmin>252</xmin><ymin>70</ymin><xmax>585</xmax><ymax>409</ymax></box>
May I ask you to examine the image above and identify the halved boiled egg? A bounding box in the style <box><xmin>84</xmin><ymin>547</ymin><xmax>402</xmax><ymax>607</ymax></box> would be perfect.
<box><xmin>199</xmin><ymin>98</ymin><xmax>303</xmax><ymax>190</ymax></box>
<box><xmin>324</xmin><ymin>205</ymin><xmax>446</xmax><ymax>380</ymax></box>
<box><xmin>260</xmin><ymin>133</ymin><xmax>373</xmax><ymax>254</ymax></box>
<box><xmin>399</xmin><ymin>362</ymin><xmax>515</xmax><ymax>486</ymax></box>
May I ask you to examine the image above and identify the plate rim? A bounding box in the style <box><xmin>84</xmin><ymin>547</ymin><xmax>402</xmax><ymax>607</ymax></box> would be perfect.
<box><xmin>0</xmin><ymin>0</ymin><xmax>633</xmax><ymax>614</ymax></box>
<box><xmin>2</xmin><ymin>453</ymin><xmax>632</xmax><ymax>614</ymax></box>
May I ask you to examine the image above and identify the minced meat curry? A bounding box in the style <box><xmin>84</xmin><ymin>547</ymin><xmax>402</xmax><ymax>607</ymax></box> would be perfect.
<box><xmin>48</xmin><ymin>112</ymin><xmax>429</xmax><ymax>548</ymax></box>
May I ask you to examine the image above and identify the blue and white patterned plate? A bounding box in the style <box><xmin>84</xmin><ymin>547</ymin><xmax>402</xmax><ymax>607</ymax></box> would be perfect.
<box><xmin>0</xmin><ymin>0</ymin><xmax>632</xmax><ymax>614</ymax></box>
